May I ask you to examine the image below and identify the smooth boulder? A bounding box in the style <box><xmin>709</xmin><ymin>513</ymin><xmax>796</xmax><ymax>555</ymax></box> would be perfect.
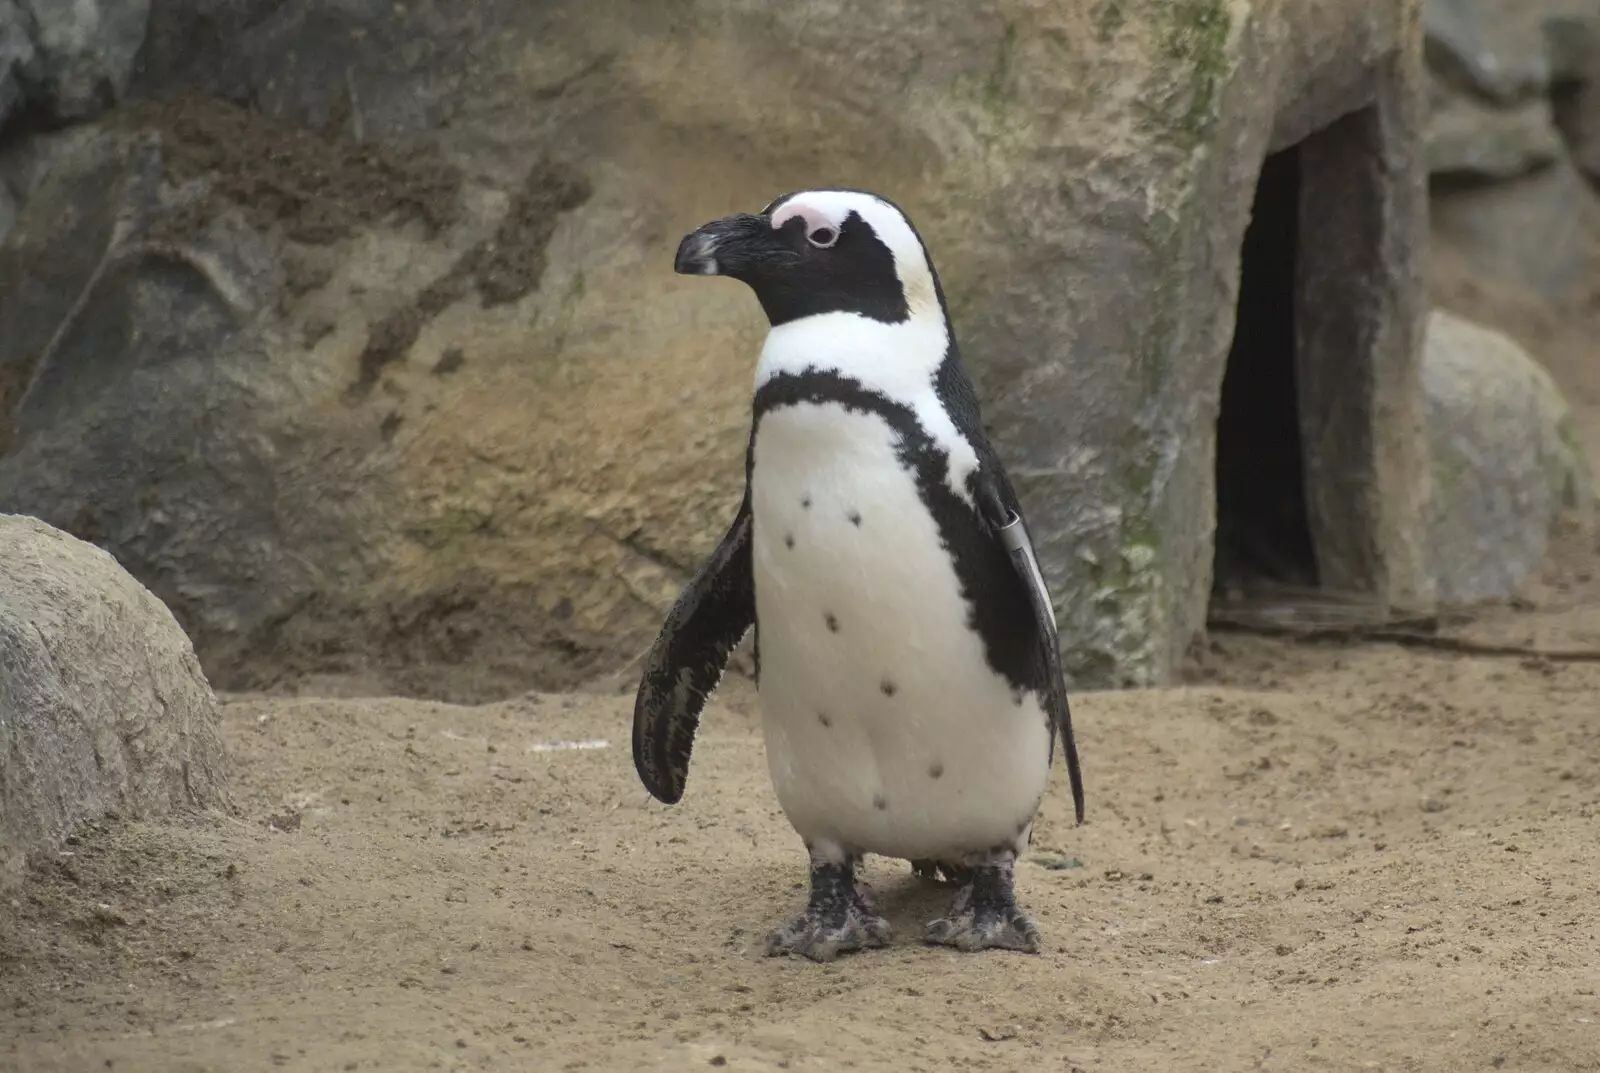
<box><xmin>0</xmin><ymin>514</ymin><xmax>228</xmax><ymax>887</ymax></box>
<box><xmin>1423</xmin><ymin>311</ymin><xmax>1593</xmax><ymax>606</ymax></box>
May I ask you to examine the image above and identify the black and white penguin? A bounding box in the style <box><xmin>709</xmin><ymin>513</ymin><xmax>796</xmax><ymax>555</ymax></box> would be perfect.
<box><xmin>633</xmin><ymin>189</ymin><xmax>1084</xmax><ymax>962</ymax></box>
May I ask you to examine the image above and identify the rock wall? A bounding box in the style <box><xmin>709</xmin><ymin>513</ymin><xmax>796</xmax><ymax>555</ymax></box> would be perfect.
<box><xmin>0</xmin><ymin>514</ymin><xmax>228</xmax><ymax>888</ymax></box>
<box><xmin>1420</xmin><ymin>0</ymin><xmax>1600</xmax><ymax>602</ymax></box>
<box><xmin>0</xmin><ymin>0</ymin><xmax>148</xmax><ymax>128</ymax></box>
<box><xmin>5</xmin><ymin>0</ymin><xmax>1589</xmax><ymax>700</ymax></box>
<box><xmin>1426</xmin><ymin>0</ymin><xmax>1600</xmax><ymax>303</ymax></box>
<box><xmin>0</xmin><ymin>0</ymin><xmax>1439</xmax><ymax>698</ymax></box>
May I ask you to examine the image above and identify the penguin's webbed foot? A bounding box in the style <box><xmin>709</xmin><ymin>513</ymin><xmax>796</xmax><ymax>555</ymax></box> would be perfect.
<box><xmin>924</xmin><ymin>854</ymin><xmax>1040</xmax><ymax>954</ymax></box>
<box><xmin>764</xmin><ymin>858</ymin><xmax>890</xmax><ymax>962</ymax></box>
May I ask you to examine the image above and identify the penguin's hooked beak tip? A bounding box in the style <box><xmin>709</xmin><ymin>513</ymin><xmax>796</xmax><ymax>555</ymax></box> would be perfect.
<box><xmin>673</xmin><ymin>230</ymin><xmax>721</xmax><ymax>276</ymax></box>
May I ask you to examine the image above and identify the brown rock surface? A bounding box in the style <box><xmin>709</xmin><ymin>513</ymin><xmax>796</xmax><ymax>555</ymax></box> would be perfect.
<box><xmin>0</xmin><ymin>0</ymin><xmax>1434</xmax><ymax>698</ymax></box>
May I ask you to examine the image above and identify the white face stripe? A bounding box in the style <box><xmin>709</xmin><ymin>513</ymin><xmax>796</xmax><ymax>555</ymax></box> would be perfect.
<box><xmin>769</xmin><ymin>191</ymin><xmax>942</xmax><ymax>321</ymax></box>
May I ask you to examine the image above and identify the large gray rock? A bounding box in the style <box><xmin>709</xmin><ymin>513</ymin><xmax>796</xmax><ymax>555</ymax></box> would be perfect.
<box><xmin>1425</xmin><ymin>73</ymin><xmax>1563</xmax><ymax>178</ymax></box>
<box><xmin>0</xmin><ymin>176</ymin><xmax>13</xmax><ymax>244</ymax></box>
<box><xmin>15</xmin><ymin>0</ymin><xmax>150</xmax><ymax>121</ymax></box>
<box><xmin>1425</xmin><ymin>0</ymin><xmax>1550</xmax><ymax>104</ymax></box>
<box><xmin>0</xmin><ymin>0</ymin><xmax>1435</xmax><ymax>695</ymax></box>
<box><xmin>1544</xmin><ymin>6</ymin><xmax>1600</xmax><ymax>82</ymax></box>
<box><xmin>1548</xmin><ymin>7</ymin><xmax>1600</xmax><ymax>182</ymax></box>
<box><xmin>1431</xmin><ymin>155</ymin><xmax>1600</xmax><ymax>303</ymax></box>
<box><xmin>0</xmin><ymin>0</ymin><xmax>32</xmax><ymax>127</ymax></box>
<box><xmin>0</xmin><ymin>514</ymin><xmax>228</xmax><ymax>888</ymax></box>
<box><xmin>1423</xmin><ymin>1</ymin><xmax>1600</xmax><ymax>98</ymax></box>
<box><xmin>1424</xmin><ymin>311</ymin><xmax>1593</xmax><ymax>606</ymax></box>
<box><xmin>1421</xmin><ymin>1</ymin><xmax>1600</xmax><ymax>180</ymax></box>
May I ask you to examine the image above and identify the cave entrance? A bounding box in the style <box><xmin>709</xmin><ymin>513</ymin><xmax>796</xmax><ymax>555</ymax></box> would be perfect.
<box><xmin>1211</xmin><ymin>145</ymin><xmax>1319</xmax><ymax>608</ymax></box>
<box><xmin>1208</xmin><ymin>103</ymin><xmax>1402</xmax><ymax>630</ymax></box>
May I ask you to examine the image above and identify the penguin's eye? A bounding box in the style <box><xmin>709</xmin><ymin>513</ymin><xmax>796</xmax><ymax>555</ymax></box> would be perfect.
<box><xmin>806</xmin><ymin>226</ymin><xmax>838</xmax><ymax>249</ymax></box>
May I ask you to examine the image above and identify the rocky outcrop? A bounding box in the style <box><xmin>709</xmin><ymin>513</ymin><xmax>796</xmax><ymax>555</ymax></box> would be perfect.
<box><xmin>1425</xmin><ymin>80</ymin><xmax>1562</xmax><ymax>178</ymax></box>
<box><xmin>1423</xmin><ymin>311</ymin><xmax>1593</xmax><ymax>606</ymax></box>
<box><xmin>1425</xmin><ymin>0</ymin><xmax>1600</xmax><ymax>301</ymax></box>
<box><xmin>0</xmin><ymin>0</ymin><xmax>1435</xmax><ymax>695</ymax></box>
<box><xmin>0</xmin><ymin>2</ymin><xmax>30</xmax><ymax>126</ymax></box>
<box><xmin>1425</xmin><ymin>1</ymin><xmax>1552</xmax><ymax>106</ymax></box>
<box><xmin>0</xmin><ymin>514</ymin><xmax>227</xmax><ymax>888</ymax></box>
<box><xmin>1429</xmin><ymin>155</ymin><xmax>1600</xmax><ymax>304</ymax></box>
<box><xmin>0</xmin><ymin>0</ymin><xmax>149</xmax><ymax>131</ymax></box>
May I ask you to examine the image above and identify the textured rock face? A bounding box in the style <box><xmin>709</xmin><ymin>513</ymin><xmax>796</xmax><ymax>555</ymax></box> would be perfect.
<box><xmin>1424</xmin><ymin>0</ymin><xmax>1600</xmax><ymax>301</ymax></box>
<box><xmin>0</xmin><ymin>0</ymin><xmax>149</xmax><ymax>129</ymax></box>
<box><xmin>1425</xmin><ymin>76</ymin><xmax>1562</xmax><ymax>178</ymax></box>
<box><xmin>0</xmin><ymin>174</ymin><xmax>12</xmax><ymax>243</ymax></box>
<box><xmin>0</xmin><ymin>1</ymin><xmax>32</xmax><ymax>126</ymax></box>
<box><xmin>0</xmin><ymin>0</ymin><xmax>1433</xmax><ymax>695</ymax></box>
<box><xmin>1423</xmin><ymin>312</ymin><xmax>1593</xmax><ymax>605</ymax></box>
<box><xmin>1430</xmin><ymin>155</ymin><xmax>1600</xmax><ymax>303</ymax></box>
<box><xmin>1425</xmin><ymin>0</ymin><xmax>1551</xmax><ymax>105</ymax></box>
<box><xmin>0</xmin><ymin>514</ymin><xmax>228</xmax><ymax>888</ymax></box>
<box><xmin>20</xmin><ymin>0</ymin><xmax>150</xmax><ymax>120</ymax></box>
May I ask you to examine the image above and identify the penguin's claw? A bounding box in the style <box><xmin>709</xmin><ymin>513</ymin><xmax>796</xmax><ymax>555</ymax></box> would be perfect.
<box><xmin>764</xmin><ymin>858</ymin><xmax>891</xmax><ymax>961</ymax></box>
<box><xmin>925</xmin><ymin>897</ymin><xmax>1041</xmax><ymax>953</ymax></box>
<box><xmin>763</xmin><ymin>905</ymin><xmax>891</xmax><ymax>962</ymax></box>
<box><xmin>923</xmin><ymin>858</ymin><xmax>1041</xmax><ymax>954</ymax></box>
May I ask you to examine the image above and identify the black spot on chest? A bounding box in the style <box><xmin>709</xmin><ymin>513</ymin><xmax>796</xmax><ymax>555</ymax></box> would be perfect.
<box><xmin>750</xmin><ymin>369</ymin><xmax>1047</xmax><ymax>696</ymax></box>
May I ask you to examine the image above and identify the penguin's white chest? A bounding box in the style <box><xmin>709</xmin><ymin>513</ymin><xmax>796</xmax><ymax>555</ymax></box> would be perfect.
<box><xmin>748</xmin><ymin>400</ymin><xmax>1051</xmax><ymax>862</ymax></box>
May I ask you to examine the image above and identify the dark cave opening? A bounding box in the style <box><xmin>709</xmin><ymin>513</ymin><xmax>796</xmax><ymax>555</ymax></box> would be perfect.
<box><xmin>1211</xmin><ymin>145</ymin><xmax>1320</xmax><ymax>607</ymax></box>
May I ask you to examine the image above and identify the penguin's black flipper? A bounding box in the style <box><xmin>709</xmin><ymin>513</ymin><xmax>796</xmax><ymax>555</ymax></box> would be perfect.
<box><xmin>974</xmin><ymin>479</ymin><xmax>1086</xmax><ymax>826</ymax></box>
<box><xmin>632</xmin><ymin>495</ymin><xmax>756</xmax><ymax>805</ymax></box>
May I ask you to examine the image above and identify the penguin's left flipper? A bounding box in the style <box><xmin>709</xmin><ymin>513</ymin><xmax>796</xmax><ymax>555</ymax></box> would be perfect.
<box><xmin>632</xmin><ymin>495</ymin><xmax>756</xmax><ymax>805</ymax></box>
<box><xmin>975</xmin><ymin>477</ymin><xmax>1086</xmax><ymax>826</ymax></box>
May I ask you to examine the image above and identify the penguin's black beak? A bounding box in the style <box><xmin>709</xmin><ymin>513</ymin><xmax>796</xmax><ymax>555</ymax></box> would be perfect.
<box><xmin>674</xmin><ymin>212</ymin><xmax>791</xmax><ymax>279</ymax></box>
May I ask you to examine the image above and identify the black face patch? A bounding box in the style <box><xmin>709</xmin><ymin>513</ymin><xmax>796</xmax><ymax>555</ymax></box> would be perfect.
<box><xmin>736</xmin><ymin>211</ymin><xmax>911</xmax><ymax>327</ymax></box>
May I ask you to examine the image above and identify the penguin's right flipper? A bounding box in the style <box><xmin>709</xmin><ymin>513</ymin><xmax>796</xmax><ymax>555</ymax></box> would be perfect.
<box><xmin>973</xmin><ymin>478</ymin><xmax>1085</xmax><ymax>827</ymax></box>
<box><xmin>632</xmin><ymin>497</ymin><xmax>756</xmax><ymax>804</ymax></box>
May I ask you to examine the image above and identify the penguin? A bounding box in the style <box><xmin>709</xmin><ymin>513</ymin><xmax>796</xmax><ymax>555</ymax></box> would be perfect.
<box><xmin>632</xmin><ymin>189</ymin><xmax>1084</xmax><ymax>962</ymax></box>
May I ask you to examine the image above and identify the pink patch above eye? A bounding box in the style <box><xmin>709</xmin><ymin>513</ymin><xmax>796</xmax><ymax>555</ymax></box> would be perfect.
<box><xmin>773</xmin><ymin>202</ymin><xmax>840</xmax><ymax>235</ymax></box>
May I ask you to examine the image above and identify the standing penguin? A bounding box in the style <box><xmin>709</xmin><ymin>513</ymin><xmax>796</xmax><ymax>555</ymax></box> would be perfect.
<box><xmin>633</xmin><ymin>189</ymin><xmax>1084</xmax><ymax>962</ymax></box>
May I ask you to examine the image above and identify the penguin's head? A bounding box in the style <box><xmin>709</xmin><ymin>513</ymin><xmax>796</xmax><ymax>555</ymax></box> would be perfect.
<box><xmin>674</xmin><ymin>189</ymin><xmax>944</xmax><ymax>329</ymax></box>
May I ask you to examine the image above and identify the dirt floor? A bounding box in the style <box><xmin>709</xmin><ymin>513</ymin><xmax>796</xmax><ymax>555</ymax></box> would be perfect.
<box><xmin>2</xmin><ymin>616</ymin><xmax>1599</xmax><ymax>1073</ymax></box>
<box><xmin>4</xmin><ymin>265</ymin><xmax>1600</xmax><ymax>1073</ymax></box>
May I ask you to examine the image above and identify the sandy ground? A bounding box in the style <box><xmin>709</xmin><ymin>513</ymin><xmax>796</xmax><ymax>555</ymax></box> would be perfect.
<box><xmin>3</xmin><ymin>605</ymin><xmax>1600</xmax><ymax>1073</ymax></box>
<box><xmin>4</xmin><ymin>241</ymin><xmax>1600</xmax><ymax>1073</ymax></box>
